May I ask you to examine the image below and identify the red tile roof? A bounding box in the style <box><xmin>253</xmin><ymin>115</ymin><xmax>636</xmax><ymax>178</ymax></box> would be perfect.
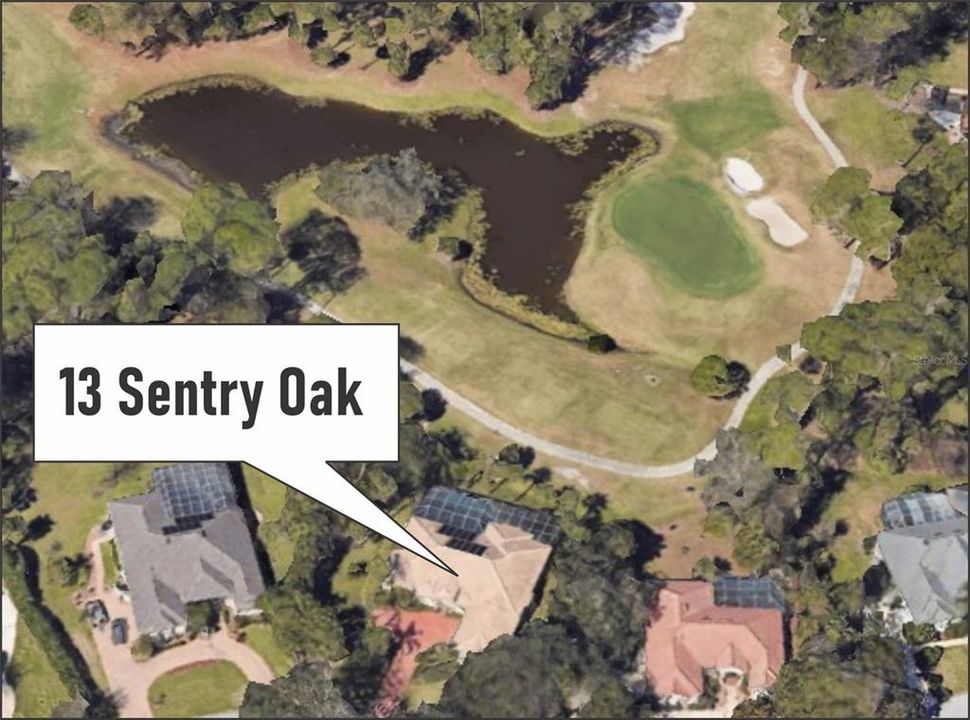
<box><xmin>645</xmin><ymin>580</ymin><xmax>785</xmax><ymax>699</ymax></box>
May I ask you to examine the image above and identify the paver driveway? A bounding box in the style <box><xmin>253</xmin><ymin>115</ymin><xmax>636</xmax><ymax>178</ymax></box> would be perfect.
<box><xmin>83</xmin><ymin>526</ymin><xmax>274</xmax><ymax>718</ymax></box>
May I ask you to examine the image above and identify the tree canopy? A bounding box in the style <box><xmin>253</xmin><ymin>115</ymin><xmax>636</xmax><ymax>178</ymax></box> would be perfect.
<box><xmin>181</xmin><ymin>182</ymin><xmax>281</xmax><ymax>275</ymax></box>
<box><xmin>780</xmin><ymin>2</ymin><xmax>968</xmax><ymax>86</ymax></box>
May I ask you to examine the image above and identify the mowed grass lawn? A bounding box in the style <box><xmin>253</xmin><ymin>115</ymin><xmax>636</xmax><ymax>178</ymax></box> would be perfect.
<box><xmin>9</xmin><ymin>617</ymin><xmax>73</xmax><ymax>719</ymax></box>
<box><xmin>669</xmin><ymin>81</ymin><xmax>783</xmax><ymax>158</ymax></box>
<box><xmin>241</xmin><ymin>465</ymin><xmax>294</xmax><ymax>580</ymax></box>
<box><xmin>99</xmin><ymin>539</ymin><xmax>120</xmax><ymax>591</ymax></box>
<box><xmin>925</xmin><ymin>41</ymin><xmax>969</xmax><ymax>87</ymax></box>
<box><xmin>611</xmin><ymin>175</ymin><xmax>761</xmax><ymax>297</ymax></box>
<box><xmin>939</xmin><ymin>645</ymin><xmax>969</xmax><ymax>695</ymax></box>
<box><xmin>274</xmin><ymin>175</ymin><xmax>727</xmax><ymax>464</ymax></box>
<box><xmin>21</xmin><ymin>462</ymin><xmax>160</xmax><ymax>688</ymax></box>
<box><xmin>821</xmin><ymin>468</ymin><xmax>959</xmax><ymax>583</ymax></box>
<box><xmin>148</xmin><ymin>660</ymin><xmax>248</xmax><ymax>717</ymax></box>
<box><xmin>241</xmin><ymin>623</ymin><xmax>294</xmax><ymax>678</ymax></box>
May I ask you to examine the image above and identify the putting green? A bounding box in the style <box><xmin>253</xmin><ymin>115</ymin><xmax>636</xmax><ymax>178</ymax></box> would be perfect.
<box><xmin>611</xmin><ymin>175</ymin><xmax>761</xmax><ymax>297</ymax></box>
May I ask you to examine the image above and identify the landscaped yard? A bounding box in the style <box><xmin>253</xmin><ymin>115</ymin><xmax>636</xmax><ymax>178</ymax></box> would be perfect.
<box><xmin>99</xmin><ymin>540</ymin><xmax>120</xmax><ymax>591</ymax></box>
<box><xmin>939</xmin><ymin>645</ymin><xmax>969</xmax><ymax>695</ymax></box>
<box><xmin>924</xmin><ymin>41</ymin><xmax>969</xmax><ymax>87</ymax></box>
<box><xmin>148</xmin><ymin>660</ymin><xmax>249</xmax><ymax>717</ymax></box>
<box><xmin>21</xmin><ymin>462</ymin><xmax>159</xmax><ymax>688</ymax></box>
<box><xmin>611</xmin><ymin>175</ymin><xmax>761</xmax><ymax>297</ymax></box>
<box><xmin>810</xmin><ymin>85</ymin><xmax>919</xmax><ymax>188</ymax></box>
<box><xmin>9</xmin><ymin>617</ymin><xmax>72</xmax><ymax>719</ymax></box>
<box><xmin>241</xmin><ymin>623</ymin><xmax>294</xmax><ymax>678</ymax></box>
<box><xmin>821</xmin><ymin>468</ymin><xmax>959</xmax><ymax>583</ymax></box>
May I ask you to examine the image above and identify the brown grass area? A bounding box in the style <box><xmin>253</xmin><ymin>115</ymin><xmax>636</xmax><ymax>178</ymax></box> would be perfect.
<box><xmin>275</xmin><ymin>178</ymin><xmax>728</xmax><ymax>464</ymax></box>
<box><xmin>565</xmin><ymin>3</ymin><xmax>854</xmax><ymax>367</ymax></box>
<box><xmin>855</xmin><ymin>264</ymin><xmax>899</xmax><ymax>304</ymax></box>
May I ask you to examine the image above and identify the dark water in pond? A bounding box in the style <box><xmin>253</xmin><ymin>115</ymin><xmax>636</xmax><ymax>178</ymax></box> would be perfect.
<box><xmin>131</xmin><ymin>85</ymin><xmax>642</xmax><ymax>319</ymax></box>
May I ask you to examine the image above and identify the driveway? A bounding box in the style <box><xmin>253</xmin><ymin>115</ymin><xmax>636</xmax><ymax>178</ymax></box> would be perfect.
<box><xmin>82</xmin><ymin>526</ymin><xmax>274</xmax><ymax>718</ymax></box>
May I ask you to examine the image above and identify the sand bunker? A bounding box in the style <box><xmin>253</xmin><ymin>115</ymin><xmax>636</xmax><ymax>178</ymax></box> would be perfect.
<box><xmin>725</xmin><ymin>157</ymin><xmax>765</xmax><ymax>195</ymax></box>
<box><xmin>746</xmin><ymin>198</ymin><xmax>808</xmax><ymax>247</ymax></box>
<box><xmin>608</xmin><ymin>2</ymin><xmax>696</xmax><ymax>66</ymax></box>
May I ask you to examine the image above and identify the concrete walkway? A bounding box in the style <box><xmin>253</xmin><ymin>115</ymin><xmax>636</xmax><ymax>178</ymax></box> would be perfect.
<box><xmin>294</xmin><ymin>64</ymin><xmax>863</xmax><ymax>479</ymax></box>
<box><xmin>917</xmin><ymin>636</ymin><xmax>969</xmax><ymax>650</ymax></box>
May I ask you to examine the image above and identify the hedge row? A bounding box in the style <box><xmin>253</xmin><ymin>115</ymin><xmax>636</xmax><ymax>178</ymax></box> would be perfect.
<box><xmin>1</xmin><ymin>543</ymin><xmax>98</xmax><ymax>702</ymax></box>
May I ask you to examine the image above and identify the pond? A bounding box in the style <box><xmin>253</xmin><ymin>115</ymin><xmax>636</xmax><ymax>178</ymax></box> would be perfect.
<box><xmin>129</xmin><ymin>84</ymin><xmax>643</xmax><ymax>320</ymax></box>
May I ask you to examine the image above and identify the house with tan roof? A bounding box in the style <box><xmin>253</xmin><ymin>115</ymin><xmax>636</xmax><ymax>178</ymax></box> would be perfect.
<box><xmin>389</xmin><ymin>487</ymin><xmax>557</xmax><ymax>655</ymax></box>
<box><xmin>645</xmin><ymin>578</ymin><xmax>786</xmax><ymax>703</ymax></box>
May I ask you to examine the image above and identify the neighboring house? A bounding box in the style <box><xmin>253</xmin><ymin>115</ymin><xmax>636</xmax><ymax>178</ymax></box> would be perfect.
<box><xmin>645</xmin><ymin>577</ymin><xmax>786</xmax><ymax>703</ymax></box>
<box><xmin>389</xmin><ymin>486</ymin><xmax>558</xmax><ymax>655</ymax></box>
<box><xmin>876</xmin><ymin>488</ymin><xmax>969</xmax><ymax>628</ymax></box>
<box><xmin>109</xmin><ymin>463</ymin><xmax>265</xmax><ymax>639</ymax></box>
<box><xmin>910</xmin><ymin>82</ymin><xmax>969</xmax><ymax>144</ymax></box>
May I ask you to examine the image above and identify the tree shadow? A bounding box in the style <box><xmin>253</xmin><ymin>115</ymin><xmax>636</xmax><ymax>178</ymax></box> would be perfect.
<box><xmin>24</xmin><ymin>514</ymin><xmax>54</xmax><ymax>543</ymax></box>
<box><xmin>227</xmin><ymin>462</ymin><xmax>277</xmax><ymax>588</ymax></box>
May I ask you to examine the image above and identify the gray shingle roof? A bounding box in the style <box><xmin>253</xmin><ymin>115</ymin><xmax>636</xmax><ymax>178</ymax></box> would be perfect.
<box><xmin>878</xmin><ymin>517</ymin><xmax>968</xmax><ymax>625</ymax></box>
<box><xmin>947</xmin><ymin>486</ymin><xmax>968</xmax><ymax>517</ymax></box>
<box><xmin>109</xmin><ymin>463</ymin><xmax>265</xmax><ymax>636</ymax></box>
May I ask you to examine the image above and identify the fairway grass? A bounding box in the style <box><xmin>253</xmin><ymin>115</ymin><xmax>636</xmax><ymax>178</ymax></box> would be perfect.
<box><xmin>669</xmin><ymin>81</ymin><xmax>783</xmax><ymax>158</ymax></box>
<box><xmin>275</xmin><ymin>175</ymin><xmax>727</xmax><ymax>464</ymax></box>
<box><xmin>611</xmin><ymin>175</ymin><xmax>761</xmax><ymax>297</ymax></box>
<box><xmin>148</xmin><ymin>660</ymin><xmax>248</xmax><ymax>717</ymax></box>
<box><xmin>4</xmin><ymin>2</ymin><xmax>852</xmax><ymax>470</ymax></box>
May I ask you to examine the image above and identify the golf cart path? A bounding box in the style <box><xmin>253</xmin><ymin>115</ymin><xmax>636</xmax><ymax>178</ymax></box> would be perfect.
<box><xmin>308</xmin><ymin>66</ymin><xmax>862</xmax><ymax>479</ymax></box>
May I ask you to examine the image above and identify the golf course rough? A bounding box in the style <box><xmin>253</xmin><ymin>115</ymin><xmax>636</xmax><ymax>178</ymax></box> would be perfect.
<box><xmin>611</xmin><ymin>175</ymin><xmax>762</xmax><ymax>297</ymax></box>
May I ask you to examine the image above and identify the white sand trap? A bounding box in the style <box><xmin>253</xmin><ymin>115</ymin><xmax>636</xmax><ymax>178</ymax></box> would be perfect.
<box><xmin>746</xmin><ymin>198</ymin><xmax>808</xmax><ymax>247</ymax></box>
<box><xmin>725</xmin><ymin>157</ymin><xmax>765</xmax><ymax>195</ymax></box>
<box><xmin>611</xmin><ymin>2</ymin><xmax>696</xmax><ymax>66</ymax></box>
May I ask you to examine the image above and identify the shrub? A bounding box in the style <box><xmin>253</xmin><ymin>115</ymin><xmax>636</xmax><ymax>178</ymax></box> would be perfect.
<box><xmin>185</xmin><ymin>599</ymin><xmax>220</xmax><ymax>637</ymax></box>
<box><xmin>586</xmin><ymin>334</ymin><xmax>617</xmax><ymax>353</ymax></box>
<box><xmin>436</xmin><ymin>236</ymin><xmax>472</xmax><ymax>261</ymax></box>
<box><xmin>497</xmin><ymin>444</ymin><xmax>535</xmax><ymax>469</ymax></box>
<box><xmin>690</xmin><ymin>355</ymin><xmax>750</xmax><ymax>398</ymax></box>
<box><xmin>902</xmin><ymin>621</ymin><xmax>937</xmax><ymax>646</ymax></box>
<box><xmin>68</xmin><ymin>4</ymin><xmax>105</xmax><ymax>37</ymax></box>
<box><xmin>914</xmin><ymin>646</ymin><xmax>943</xmax><ymax>674</ymax></box>
<box><xmin>131</xmin><ymin>634</ymin><xmax>156</xmax><ymax>661</ymax></box>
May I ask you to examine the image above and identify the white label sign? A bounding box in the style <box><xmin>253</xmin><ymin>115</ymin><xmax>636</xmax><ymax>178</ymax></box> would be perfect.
<box><xmin>34</xmin><ymin>323</ymin><xmax>451</xmax><ymax>572</ymax></box>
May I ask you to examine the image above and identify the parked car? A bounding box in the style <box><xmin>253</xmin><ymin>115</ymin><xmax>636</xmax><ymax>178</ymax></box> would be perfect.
<box><xmin>110</xmin><ymin>618</ymin><xmax>128</xmax><ymax>645</ymax></box>
<box><xmin>84</xmin><ymin>600</ymin><xmax>109</xmax><ymax>627</ymax></box>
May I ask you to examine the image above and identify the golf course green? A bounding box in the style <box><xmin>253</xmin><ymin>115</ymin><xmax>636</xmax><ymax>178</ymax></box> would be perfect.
<box><xmin>611</xmin><ymin>175</ymin><xmax>761</xmax><ymax>297</ymax></box>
